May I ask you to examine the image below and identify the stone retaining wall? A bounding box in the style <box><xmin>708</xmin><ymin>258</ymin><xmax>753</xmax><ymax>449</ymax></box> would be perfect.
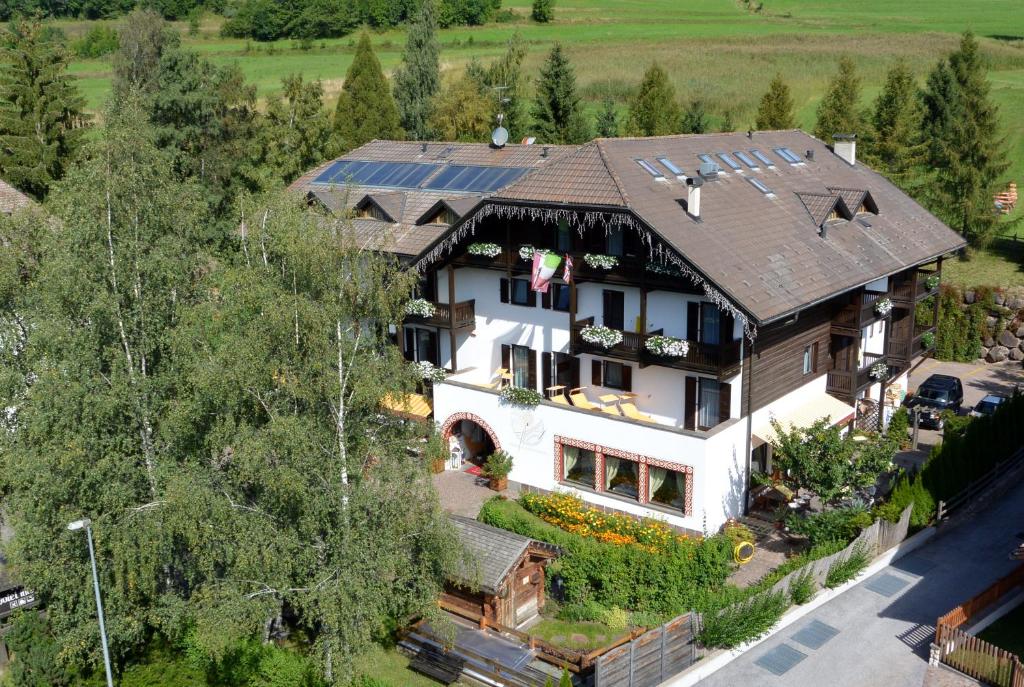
<box><xmin>955</xmin><ymin>286</ymin><xmax>1024</xmax><ymax>364</ymax></box>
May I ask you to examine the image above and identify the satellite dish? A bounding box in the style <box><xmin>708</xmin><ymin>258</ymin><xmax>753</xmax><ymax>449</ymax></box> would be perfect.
<box><xmin>491</xmin><ymin>126</ymin><xmax>509</xmax><ymax>148</ymax></box>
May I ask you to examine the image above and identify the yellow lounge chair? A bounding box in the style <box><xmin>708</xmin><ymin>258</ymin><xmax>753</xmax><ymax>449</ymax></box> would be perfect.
<box><xmin>620</xmin><ymin>402</ymin><xmax>655</xmax><ymax>423</ymax></box>
<box><xmin>568</xmin><ymin>388</ymin><xmax>600</xmax><ymax>411</ymax></box>
<box><xmin>601</xmin><ymin>404</ymin><xmax>622</xmax><ymax>416</ymax></box>
<box><xmin>551</xmin><ymin>394</ymin><xmax>570</xmax><ymax>406</ymax></box>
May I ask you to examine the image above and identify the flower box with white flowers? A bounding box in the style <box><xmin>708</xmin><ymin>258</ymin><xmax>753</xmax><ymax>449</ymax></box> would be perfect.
<box><xmin>579</xmin><ymin>325</ymin><xmax>624</xmax><ymax>349</ymax></box>
<box><xmin>869</xmin><ymin>361</ymin><xmax>888</xmax><ymax>380</ymax></box>
<box><xmin>519</xmin><ymin>246</ymin><xmax>550</xmax><ymax>262</ymax></box>
<box><xmin>583</xmin><ymin>253</ymin><xmax>619</xmax><ymax>270</ymax></box>
<box><xmin>405</xmin><ymin>298</ymin><xmax>436</xmax><ymax>319</ymax></box>
<box><xmin>467</xmin><ymin>242</ymin><xmax>502</xmax><ymax>259</ymax></box>
<box><xmin>874</xmin><ymin>298</ymin><xmax>893</xmax><ymax>317</ymax></box>
<box><xmin>645</xmin><ymin>335</ymin><xmax>690</xmax><ymax>358</ymax></box>
<box><xmin>415</xmin><ymin>361</ymin><xmax>447</xmax><ymax>383</ymax></box>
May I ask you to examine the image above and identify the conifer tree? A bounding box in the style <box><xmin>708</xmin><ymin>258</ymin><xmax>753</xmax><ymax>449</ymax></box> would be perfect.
<box><xmin>626</xmin><ymin>63</ymin><xmax>681</xmax><ymax>137</ymax></box>
<box><xmin>864</xmin><ymin>60</ymin><xmax>924</xmax><ymax>188</ymax></box>
<box><xmin>531</xmin><ymin>43</ymin><xmax>590</xmax><ymax>144</ymax></box>
<box><xmin>0</xmin><ymin>17</ymin><xmax>88</xmax><ymax>200</ymax></box>
<box><xmin>755</xmin><ymin>73</ymin><xmax>796</xmax><ymax>130</ymax></box>
<box><xmin>393</xmin><ymin>0</ymin><xmax>439</xmax><ymax>140</ymax></box>
<box><xmin>921</xmin><ymin>32</ymin><xmax>1008</xmax><ymax>247</ymax></box>
<box><xmin>681</xmin><ymin>99</ymin><xmax>708</xmax><ymax>134</ymax></box>
<box><xmin>334</xmin><ymin>32</ymin><xmax>402</xmax><ymax>151</ymax></box>
<box><xmin>465</xmin><ymin>33</ymin><xmax>528</xmax><ymax>141</ymax></box>
<box><xmin>595</xmin><ymin>96</ymin><xmax>618</xmax><ymax>137</ymax></box>
<box><xmin>812</xmin><ymin>57</ymin><xmax>866</xmax><ymax>142</ymax></box>
<box><xmin>532</xmin><ymin>0</ymin><xmax>554</xmax><ymax>23</ymax></box>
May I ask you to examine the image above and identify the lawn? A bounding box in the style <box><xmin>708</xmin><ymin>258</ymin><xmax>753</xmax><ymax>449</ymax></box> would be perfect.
<box><xmin>530</xmin><ymin>616</ymin><xmax>629</xmax><ymax>651</ymax></box>
<box><xmin>977</xmin><ymin>600</ymin><xmax>1024</xmax><ymax>657</ymax></box>
<box><xmin>941</xmin><ymin>241</ymin><xmax>1024</xmax><ymax>288</ymax></box>
<box><xmin>352</xmin><ymin>643</ymin><xmax>469</xmax><ymax>687</ymax></box>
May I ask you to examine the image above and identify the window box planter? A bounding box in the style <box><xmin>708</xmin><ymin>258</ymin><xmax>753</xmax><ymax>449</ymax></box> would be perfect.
<box><xmin>645</xmin><ymin>335</ymin><xmax>690</xmax><ymax>358</ymax></box>
<box><xmin>500</xmin><ymin>386</ymin><xmax>543</xmax><ymax>407</ymax></box>
<box><xmin>870</xmin><ymin>361</ymin><xmax>888</xmax><ymax>379</ymax></box>
<box><xmin>583</xmin><ymin>253</ymin><xmax>619</xmax><ymax>270</ymax></box>
<box><xmin>405</xmin><ymin>298</ymin><xmax>436</xmax><ymax>318</ymax></box>
<box><xmin>874</xmin><ymin>298</ymin><xmax>893</xmax><ymax>317</ymax></box>
<box><xmin>580</xmin><ymin>325</ymin><xmax>623</xmax><ymax>348</ymax></box>
<box><xmin>415</xmin><ymin>361</ymin><xmax>447</xmax><ymax>383</ymax></box>
<box><xmin>467</xmin><ymin>242</ymin><xmax>502</xmax><ymax>258</ymax></box>
<box><xmin>519</xmin><ymin>245</ymin><xmax>550</xmax><ymax>261</ymax></box>
<box><xmin>925</xmin><ymin>275</ymin><xmax>940</xmax><ymax>291</ymax></box>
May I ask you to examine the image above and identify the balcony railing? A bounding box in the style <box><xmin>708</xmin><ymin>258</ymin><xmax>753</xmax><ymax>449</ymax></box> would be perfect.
<box><xmin>891</xmin><ymin>279</ymin><xmax>915</xmax><ymax>305</ymax></box>
<box><xmin>827</xmin><ymin>351</ymin><xmax>892</xmax><ymax>398</ymax></box>
<box><xmin>570</xmin><ymin>317</ymin><xmax>742</xmax><ymax>375</ymax></box>
<box><xmin>916</xmin><ymin>269</ymin><xmax>940</xmax><ymax>300</ymax></box>
<box><xmin>405</xmin><ymin>299</ymin><xmax>476</xmax><ymax>329</ymax></box>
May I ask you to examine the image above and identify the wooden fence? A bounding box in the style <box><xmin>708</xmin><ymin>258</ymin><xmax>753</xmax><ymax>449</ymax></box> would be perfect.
<box><xmin>594</xmin><ymin>613</ymin><xmax>698</xmax><ymax>687</ymax></box>
<box><xmin>933</xmin><ymin>564</ymin><xmax>1024</xmax><ymax>686</ymax></box>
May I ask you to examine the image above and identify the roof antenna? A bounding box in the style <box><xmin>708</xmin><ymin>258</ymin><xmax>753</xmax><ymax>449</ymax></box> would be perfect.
<box><xmin>490</xmin><ymin>86</ymin><xmax>511</xmax><ymax>148</ymax></box>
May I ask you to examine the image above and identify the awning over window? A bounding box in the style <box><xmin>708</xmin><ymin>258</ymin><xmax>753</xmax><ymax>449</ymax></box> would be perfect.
<box><xmin>752</xmin><ymin>393</ymin><xmax>855</xmax><ymax>447</ymax></box>
<box><xmin>381</xmin><ymin>392</ymin><xmax>433</xmax><ymax>421</ymax></box>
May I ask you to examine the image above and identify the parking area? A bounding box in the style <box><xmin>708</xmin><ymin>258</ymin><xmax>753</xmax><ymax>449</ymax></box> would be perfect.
<box><xmin>897</xmin><ymin>358</ymin><xmax>1024</xmax><ymax>468</ymax></box>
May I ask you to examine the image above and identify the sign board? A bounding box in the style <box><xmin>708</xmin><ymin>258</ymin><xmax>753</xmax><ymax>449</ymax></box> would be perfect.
<box><xmin>0</xmin><ymin>587</ymin><xmax>37</xmax><ymax>619</ymax></box>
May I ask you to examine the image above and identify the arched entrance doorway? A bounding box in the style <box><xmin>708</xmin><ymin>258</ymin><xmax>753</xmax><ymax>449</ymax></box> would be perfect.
<box><xmin>440</xmin><ymin>412</ymin><xmax>500</xmax><ymax>466</ymax></box>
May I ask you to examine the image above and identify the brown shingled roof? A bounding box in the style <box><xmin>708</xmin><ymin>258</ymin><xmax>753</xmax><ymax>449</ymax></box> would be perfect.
<box><xmin>0</xmin><ymin>179</ymin><xmax>32</xmax><ymax>214</ymax></box>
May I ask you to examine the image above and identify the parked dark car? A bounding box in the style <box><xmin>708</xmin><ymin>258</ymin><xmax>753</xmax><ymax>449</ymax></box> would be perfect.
<box><xmin>905</xmin><ymin>374</ymin><xmax>964</xmax><ymax>429</ymax></box>
<box><xmin>970</xmin><ymin>394</ymin><xmax>1007</xmax><ymax>418</ymax></box>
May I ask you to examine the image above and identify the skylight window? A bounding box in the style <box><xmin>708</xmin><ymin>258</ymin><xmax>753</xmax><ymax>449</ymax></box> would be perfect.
<box><xmin>717</xmin><ymin>153</ymin><xmax>742</xmax><ymax>171</ymax></box>
<box><xmin>733</xmin><ymin>151</ymin><xmax>759</xmax><ymax>170</ymax></box>
<box><xmin>747</xmin><ymin>177</ymin><xmax>774</xmax><ymax>196</ymax></box>
<box><xmin>698</xmin><ymin>154</ymin><xmax>715</xmax><ymax>165</ymax></box>
<box><xmin>774</xmin><ymin>147</ymin><xmax>803</xmax><ymax>165</ymax></box>
<box><xmin>657</xmin><ymin>157</ymin><xmax>685</xmax><ymax>177</ymax></box>
<box><xmin>750</xmin><ymin>149</ymin><xmax>775</xmax><ymax>168</ymax></box>
<box><xmin>636</xmin><ymin>159</ymin><xmax>665</xmax><ymax>179</ymax></box>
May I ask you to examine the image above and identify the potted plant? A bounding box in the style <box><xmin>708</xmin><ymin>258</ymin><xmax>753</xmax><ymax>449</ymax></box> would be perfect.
<box><xmin>483</xmin><ymin>451</ymin><xmax>513</xmax><ymax>491</ymax></box>
<box><xmin>425</xmin><ymin>431</ymin><xmax>447</xmax><ymax>474</ymax></box>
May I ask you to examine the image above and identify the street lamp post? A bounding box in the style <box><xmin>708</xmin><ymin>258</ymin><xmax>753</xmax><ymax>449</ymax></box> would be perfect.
<box><xmin>67</xmin><ymin>518</ymin><xmax>114</xmax><ymax>687</ymax></box>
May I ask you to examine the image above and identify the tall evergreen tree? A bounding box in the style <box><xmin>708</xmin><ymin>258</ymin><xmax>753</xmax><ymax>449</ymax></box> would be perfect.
<box><xmin>530</xmin><ymin>43</ymin><xmax>590</xmax><ymax>144</ymax></box>
<box><xmin>0</xmin><ymin>17</ymin><xmax>88</xmax><ymax>200</ymax></box>
<box><xmin>681</xmin><ymin>99</ymin><xmax>708</xmax><ymax>134</ymax></box>
<box><xmin>864</xmin><ymin>60</ymin><xmax>924</xmax><ymax>188</ymax></box>
<box><xmin>334</xmin><ymin>32</ymin><xmax>403</xmax><ymax>151</ymax></box>
<box><xmin>466</xmin><ymin>33</ymin><xmax>529</xmax><ymax>141</ymax></box>
<box><xmin>392</xmin><ymin>0</ymin><xmax>440</xmax><ymax>140</ymax></box>
<box><xmin>626</xmin><ymin>63</ymin><xmax>681</xmax><ymax>137</ymax></box>
<box><xmin>921</xmin><ymin>32</ymin><xmax>1009</xmax><ymax>247</ymax></box>
<box><xmin>595</xmin><ymin>96</ymin><xmax>618</xmax><ymax>137</ymax></box>
<box><xmin>754</xmin><ymin>73</ymin><xmax>796</xmax><ymax>130</ymax></box>
<box><xmin>812</xmin><ymin>57</ymin><xmax>866</xmax><ymax>142</ymax></box>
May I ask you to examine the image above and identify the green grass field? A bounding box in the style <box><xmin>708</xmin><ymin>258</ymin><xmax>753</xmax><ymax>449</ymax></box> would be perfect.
<box><xmin>51</xmin><ymin>1</ymin><xmax>1024</xmax><ymax>283</ymax></box>
<box><xmin>977</xmin><ymin>601</ymin><xmax>1024</xmax><ymax>657</ymax></box>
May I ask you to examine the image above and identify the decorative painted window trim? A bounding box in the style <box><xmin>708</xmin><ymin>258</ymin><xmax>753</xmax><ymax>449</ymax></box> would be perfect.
<box><xmin>553</xmin><ymin>435</ymin><xmax>693</xmax><ymax>516</ymax></box>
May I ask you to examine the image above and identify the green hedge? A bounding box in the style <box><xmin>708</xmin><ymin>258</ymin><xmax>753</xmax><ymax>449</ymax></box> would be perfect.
<box><xmin>696</xmin><ymin>590</ymin><xmax>788</xmax><ymax>649</ymax></box>
<box><xmin>478</xmin><ymin>497</ymin><xmax>733</xmax><ymax>615</ymax></box>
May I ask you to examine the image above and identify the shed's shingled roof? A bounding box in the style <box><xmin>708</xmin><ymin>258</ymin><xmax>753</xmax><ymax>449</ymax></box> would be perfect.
<box><xmin>0</xmin><ymin>179</ymin><xmax>32</xmax><ymax>215</ymax></box>
<box><xmin>289</xmin><ymin>140</ymin><xmax>574</xmax><ymax>257</ymax></box>
<box><xmin>448</xmin><ymin>515</ymin><xmax>535</xmax><ymax>594</ymax></box>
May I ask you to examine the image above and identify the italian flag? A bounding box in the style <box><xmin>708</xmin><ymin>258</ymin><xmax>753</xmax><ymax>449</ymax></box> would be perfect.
<box><xmin>531</xmin><ymin>252</ymin><xmax>562</xmax><ymax>293</ymax></box>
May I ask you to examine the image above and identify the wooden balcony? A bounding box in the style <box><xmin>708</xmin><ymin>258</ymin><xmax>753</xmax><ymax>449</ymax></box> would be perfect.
<box><xmin>916</xmin><ymin>269</ymin><xmax>940</xmax><ymax>300</ymax></box>
<box><xmin>570</xmin><ymin>317</ymin><xmax>742</xmax><ymax>376</ymax></box>
<box><xmin>826</xmin><ymin>351</ymin><xmax>893</xmax><ymax>399</ymax></box>
<box><xmin>405</xmin><ymin>300</ymin><xmax>476</xmax><ymax>330</ymax></box>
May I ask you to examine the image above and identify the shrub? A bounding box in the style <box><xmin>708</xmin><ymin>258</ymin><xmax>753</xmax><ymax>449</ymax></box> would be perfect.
<box><xmin>887</xmin><ymin>407</ymin><xmax>909</xmax><ymax>446</ymax></box>
<box><xmin>72</xmin><ymin>26</ymin><xmax>119</xmax><ymax>58</ymax></box>
<box><xmin>698</xmin><ymin>590</ymin><xmax>788</xmax><ymax>648</ymax></box>
<box><xmin>788</xmin><ymin>568</ymin><xmax>816</xmax><ymax>605</ymax></box>
<box><xmin>482</xmin><ymin>450</ymin><xmax>513</xmax><ymax>479</ymax></box>
<box><xmin>785</xmin><ymin>506</ymin><xmax>872</xmax><ymax>547</ymax></box>
<box><xmin>600</xmin><ymin>607</ymin><xmax>631</xmax><ymax>630</ymax></box>
<box><xmin>532</xmin><ymin>0</ymin><xmax>554</xmax><ymax>22</ymax></box>
<box><xmin>722</xmin><ymin>519</ymin><xmax>755</xmax><ymax>546</ymax></box>
<box><xmin>557</xmin><ymin>600</ymin><xmax>607</xmax><ymax>623</ymax></box>
<box><xmin>825</xmin><ymin>543</ymin><xmax>869</xmax><ymax>588</ymax></box>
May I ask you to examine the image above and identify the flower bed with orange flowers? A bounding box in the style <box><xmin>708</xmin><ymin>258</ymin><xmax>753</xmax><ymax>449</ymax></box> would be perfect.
<box><xmin>520</xmin><ymin>491</ymin><xmax>687</xmax><ymax>551</ymax></box>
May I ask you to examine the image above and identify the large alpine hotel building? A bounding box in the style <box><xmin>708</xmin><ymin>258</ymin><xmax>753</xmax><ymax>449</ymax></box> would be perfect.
<box><xmin>292</xmin><ymin>130</ymin><xmax>965</xmax><ymax>534</ymax></box>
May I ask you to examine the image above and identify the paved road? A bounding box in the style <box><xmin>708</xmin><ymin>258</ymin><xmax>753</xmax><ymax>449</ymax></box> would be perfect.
<box><xmin>696</xmin><ymin>480</ymin><xmax>1024</xmax><ymax>687</ymax></box>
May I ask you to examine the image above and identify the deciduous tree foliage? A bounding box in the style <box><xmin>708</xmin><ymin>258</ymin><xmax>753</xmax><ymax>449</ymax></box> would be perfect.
<box><xmin>429</xmin><ymin>75</ymin><xmax>493</xmax><ymax>141</ymax></box>
<box><xmin>812</xmin><ymin>57</ymin><xmax>866</xmax><ymax>143</ymax></box>
<box><xmin>0</xmin><ymin>17</ymin><xmax>88</xmax><ymax>200</ymax></box>
<box><xmin>530</xmin><ymin>43</ymin><xmax>590</xmax><ymax>144</ymax></box>
<box><xmin>920</xmin><ymin>32</ymin><xmax>1008</xmax><ymax>248</ymax></box>
<box><xmin>531</xmin><ymin>0</ymin><xmax>553</xmax><ymax>22</ymax></box>
<box><xmin>112</xmin><ymin>8</ymin><xmax>182</xmax><ymax>99</ymax></box>
<box><xmin>626</xmin><ymin>63</ymin><xmax>680</xmax><ymax>137</ymax></box>
<box><xmin>334</xmin><ymin>32</ymin><xmax>403</xmax><ymax>152</ymax></box>
<box><xmin>393</xmin><ymin>0</ymin><xmax>440</xmax><ymax>141</ymax></box>
<box><xmin>465</xmin><ymin>32</ymin><xmax>529</xmax><ymax>141</ymax></box>
<box><xmin>755</xmin><ymin>74</ymin><xmax>796</xmax><ymax>130</ymax></box>
<box><xmin>256</xmin><ymin>74</ymin><xmax>337</xmax><ymax>185</ymax></box>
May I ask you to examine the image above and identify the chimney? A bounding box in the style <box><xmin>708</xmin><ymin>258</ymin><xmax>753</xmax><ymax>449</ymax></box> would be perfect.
<box><xmin>832</xmin><ymin>133</ymin><xmax>856</xmax><ymax>166</ymax></box>
<box><xmin>686</xmin><ymin>176</ymin><xmax>703</xmax><ymax>219</ymax></box>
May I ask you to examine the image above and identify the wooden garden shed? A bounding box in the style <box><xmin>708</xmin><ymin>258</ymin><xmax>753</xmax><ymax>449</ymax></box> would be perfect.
<box><xmin>445</xmin><ymin>516</ymin><xmax>559</xmax><ymax>629</ymax></box>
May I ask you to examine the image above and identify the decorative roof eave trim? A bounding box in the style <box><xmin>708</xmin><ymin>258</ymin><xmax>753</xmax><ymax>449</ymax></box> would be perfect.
<box><xmin>413</xmin><ymin>198</ymin><xmax>758</xmax><ymax>340</ymax></box>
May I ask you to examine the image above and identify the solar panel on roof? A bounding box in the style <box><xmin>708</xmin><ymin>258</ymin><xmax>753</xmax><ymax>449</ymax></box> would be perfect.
<box><xmin>733</xmin><ymin>151</ymin><xmax>759</xmax><ymax>169</ymax></box>
<box><xmin>717</xmin><ymin>153</ymin><xmax>742</xmax><ymax>171</ymax></box>
<box><xmin>774</xmin><ymin>147</ymin><xmax>803</xmax><ymax>164</ymax></box>
<box><xmin>636</xmin><ymin>159</ymin><xmax>665</xmax><ymax>179</ymax></box>
<box><xmin>422</xmin><ymin>165</ymin><xmax>529</xmax><ymax>193</ymax></box>
<box><xmin>750</xmin><ymin>149</ymin><xmax>775</xmax><ymax>167</ymax></box>
<box><xmin>313</xmin><ymin>160</ymin><xmax>440</xmax><ymax>188</ymax></box>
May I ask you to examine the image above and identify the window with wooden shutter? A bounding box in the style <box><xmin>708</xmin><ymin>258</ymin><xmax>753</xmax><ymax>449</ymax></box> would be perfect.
<box><xmin>501</xmin><ymin>344</ymin><xmax>511</xmax><ymax>372</ymax></box>
<box><xmin>603</xmin><ymin>290</ymin><xmax>624</xmax><ymax>330</ymax></box>
<box><xmin>687</xmin><ymin>302</ymin><xmax>700</xmax><ymax>341</ymax></box>
<box><xmin>404</xmin><ymin>328</ymin><xmax>415</xmax><ymax>361</ymax></box>
<box><xmin>500</xmin><ymin>278</ymin><xmax>509</xmax><ymax>303</ymax></box>
<box><xmin>591</xmin><ymin>360</ymin><xmax>602</xmax><ymax>387</ymax></box>
<box><xmin>621</xmin><ymin>364</ymin><xmax>632</xmax><ymax>392</ymax></box>
<box><xmin>684</xmin><ymin>376</ymin><xmax>697</xmax><ymax>430</ymax></box>
<box><xmin>718</xmin><ymin>382</ymin><xmax>731</xmax><ymax>423</ymax></box>
<box><xmin>542</xmin><ymin>352</ymin><xmax>552</xmax><ymax>394</ymax></box>
<box><xmin>541</xmin><ymin>289</ymin><xmax>551</xmax><ymax>309</ymax></box>
<box><xmin>526</xmin><ymin>285</ymin><xmax>537</xmax><ymax>307</ymax></box>
<box><xmin>719</xmin><ymin>311</ymin><xmax>734</xmax><ymax>344</ymax></box>
<box><xmin>527</xmin><ymin>351</ymin><xmax>538</xmax><ymax>390</ymax></box>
